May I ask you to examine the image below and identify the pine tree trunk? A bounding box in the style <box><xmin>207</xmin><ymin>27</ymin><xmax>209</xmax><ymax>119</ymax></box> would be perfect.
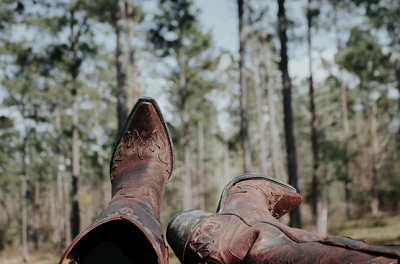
<box><xmin>180</xmin><ymin>54</ymin><xmax>192</xmax><ymax>211</ymax></box>
<box><xmin>33</xmin><ymin>164</ymin><xmax>40</xmax><ymax>251</ymax></box>
<box><xmin>0</xmin><ymin>197</ymin><xmax>3</xmax><ymax>224</ymax></box>
<box><xmin>182</xmin><ymin>107</ymin><xmax>192</xmax><ymax>211</ymax></box>
<box><xmin>56</xmin><ymin>153</ymin><xmax>66</xmax><ymax>245</ymax></box>
<box><xmin>56</xmin><ymin>168</ymin><xmax>64</xmax><ymax>248</ymax></box>
<box><xmin>116</xmin><ymin>0</ymin><xmax>128</xmax><ymax>134</ymax></box>
<box><xmin>15</xmin><ymin>192</ymin><xmax>19</xmax><ymax>218</ymax></box>
<box><xmin>238</xmin><ymin>0</ymin><xmax>251</xmax><ymax>173</ymax></box>
<box><xmin>50</xmin><ymin>188</ymin><xmax>57</xmax><ymax>243</ymax></box>
<box><xmin>258</xmin><ymin>0</ymin><xmax>286</xmax><ymax>181</ymax></box>
<box><xmin>30</xmin><ymin>112</ymin><xmax>41</xmax><ymax>251</ymax></box>
<box><xmin>55</xmin><ymin>106</ymin><xmax>65</xmax><ymax>250</ymax></box>
<box><xmin>215</xmin><ymin>138</ymin><xmax>224</xmax><ymax>199</ymax></box>
<box><xmin>308</xmin><ymin>0</ymin><xmax>322</xmax><ymax>234</ymax></box>
<box><xmin>341</xmin><ymin>81</ymin><xmax>352</xmax><ymax>220</ymax></box>
<box><xmin>21</xmin><ymin>136</ymin><xmax>28</xmax><ymax>262</ymax></box>
<box><xmin>395</xmin><ymin>35</ymin><xmax>400</xmax><ymax>112</ymax></box>
<box><xmin>396</xmin><ymin>33</ymin><xmax>400</xmax><ymax>163</ymax></box>
<box><xmin>224</xmin><ymin>145</ymin><xmax>230</xmax><ymax>189</ymax></box>
<box><xmin>333</xmin><ymin>2</ymin><xmax>353</xmax><ymax>220</ymax></box>
<box><xmin>266</xmin><ymin>53</ymin><xmax>286</xmax><ymax>182</ymax></box>
<box><xmin>126</xmin><ymin>1</ymin><xmax>139</xmax><ymax>106</ymax></box>
<box><xmin>5</xmin><ymin>193</ymin><xmax>12</xmax><ymax>222</ymax></box>
<box><xmin>63</xmin><ymin>164</ymin><xmax>71</xmax><ymax>248</ymax></box>
<box><xmin>71</xmin><ymin>87</ymin><xmax>80</xmax><ymax>238</ymax></box>
<box><xmin>320</xmin><ymin>203</ymin><xmax>328</xmax><ymax>236</ymax></box>
<box><xmin>371</xmin><ymin>101</ymin><xmax>380</xmax><ymax>222</ymax></box>
<box><xmin>249</xmin><ymin>29</ymin><xmax>268</xmax><ymax>175</ymax></box>
<box><xmin>93</xmin><ymin>104</ymin><xmax>108</xmax><ymax>209</ymax></box>
<box><xmin>70</xmin><ymin>11</ymin><xmax>81</xmax><ymax>238</ymax></box>
<box><xmin>198</xmin><ymin>121</ymin><xmax>205</xmax><ymax>211</ymax></box>
<box><xmin>215</xmin><ymin>140</ymin><xmax>224</xmax><ymax>206</ymax></box>
<box><xmin>278</xmin><ymin>0</ymin><xmax>301</xmax><ymax>228</ymax></box>
<box><xmin>32</xmin><ymin>109</ymin><xmax>41</xmax><ymax>250</ymax></box>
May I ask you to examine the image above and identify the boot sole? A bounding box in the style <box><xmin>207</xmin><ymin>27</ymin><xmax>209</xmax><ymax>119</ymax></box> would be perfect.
<box><xmin>216</xmin><ymin>173</ymin><xmax>297</xmax><ymax>213</ymax></box>
<box><xmin>110</xmin><ymin>96</ymin><xmax>175</xmax><ymax>179</ymax></box>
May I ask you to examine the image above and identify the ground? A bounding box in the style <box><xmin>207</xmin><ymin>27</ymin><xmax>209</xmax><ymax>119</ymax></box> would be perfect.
<box><xmin>2</xmin><ymin>214</ymin><xmax>400</xmax><ymax>264</ymax></box>
<box><xmin>328</xmin><ymin>214</ymin><xmax>400</xmax><ymax>245</ymax></box>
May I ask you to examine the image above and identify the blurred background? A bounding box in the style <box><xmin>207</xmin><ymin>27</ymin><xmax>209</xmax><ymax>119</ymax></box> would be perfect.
<box><xmin>1</xmin><ymin>0</ymin><xmax>400</xmax><ymax>263</ymax></box>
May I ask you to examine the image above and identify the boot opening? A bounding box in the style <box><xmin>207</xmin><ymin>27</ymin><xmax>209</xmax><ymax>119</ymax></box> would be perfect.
<box><xmin>67</xmin><ymin>220</ymin><xmax>159</xmax><ymax>264</ymax></box>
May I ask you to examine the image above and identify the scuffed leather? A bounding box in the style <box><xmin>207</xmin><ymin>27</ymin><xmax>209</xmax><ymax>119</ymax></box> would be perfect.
<box><xmin>59</xmin><ymin>97</ymin><xmax>173</xmax><ymax>264</ymax></box>
<box><xmin>181</xmin><ymin>176</ymin><xmax>400</xmax><ymax>264</ymax></box>
<box><xmin>182</xmin><ymin>214</ymin><xmax>251</xmax><ymax>264</ymax></box>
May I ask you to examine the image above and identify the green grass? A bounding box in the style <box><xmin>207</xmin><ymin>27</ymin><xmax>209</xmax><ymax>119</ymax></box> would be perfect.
<box><xmin>0</xmin><ymin>256</ymin><xmax>59</xmax><ymax>264</ymax></box>
<box><xmin>27</xmin><ymin>258</ymin><xmax>58</xmax><ymax>264</ymax></box>
<box><xmin>328</xmin><ymin>214</ymin><xmax>400</xmax><ymax>245</ymax></box>
<box><xmin>168</xmin><ymin>256</ymin><xmax>180</xmax><ymax>264</ymax></box>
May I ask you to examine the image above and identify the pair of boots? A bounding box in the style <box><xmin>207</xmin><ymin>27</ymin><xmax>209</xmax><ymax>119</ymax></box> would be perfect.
<box><xmin>60</xmin><ymin>97</ymin><xmax>400</xmax><ymax>264</ymax></box>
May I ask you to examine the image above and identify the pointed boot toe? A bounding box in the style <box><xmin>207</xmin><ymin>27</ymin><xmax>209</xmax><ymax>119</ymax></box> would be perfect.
<box><xmin>60</xmin><ymin>97</ymin><xmax>174</xmax><ymax>264</ymax></box>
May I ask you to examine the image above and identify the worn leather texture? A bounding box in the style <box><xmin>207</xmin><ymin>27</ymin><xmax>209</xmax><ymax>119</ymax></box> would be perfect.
<box><xmin>59</xmin><ymin>97</ymin><xmax>174</xmax><ymax>264</ymax></box>
<box><xmin>173</xmin><ymin>174</ymin><xmax>400</xmax><ymax>264</ymax></box>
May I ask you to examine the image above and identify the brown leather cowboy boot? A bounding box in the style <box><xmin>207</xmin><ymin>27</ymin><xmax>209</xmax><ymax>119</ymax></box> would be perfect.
<box><xmin>60</xmin><ymin>97</ymin><xmax>174</xmax><ymax>264</ymax></box>
<box><xmin>167</xmin><ymin>174</ymin><xmax>400</xmax><ymax>264</ymax></box>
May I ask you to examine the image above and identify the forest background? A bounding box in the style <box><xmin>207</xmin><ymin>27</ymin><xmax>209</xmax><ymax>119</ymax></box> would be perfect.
<box><xmin>1</xmin><ymin>0</ymin><xmax>400</xmax><ymax>263</ymax></box>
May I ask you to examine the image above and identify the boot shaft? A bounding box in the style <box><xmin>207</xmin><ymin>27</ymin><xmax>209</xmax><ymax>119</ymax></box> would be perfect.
<box><xmin>217</xmin><ymin>174</ymin><xmax>302</xmax><ymax>224</ymax></box>
<box><xmin>110</xmin><ymin>98</ymin><xmax>174</xmax><ymax>221</ymax></box>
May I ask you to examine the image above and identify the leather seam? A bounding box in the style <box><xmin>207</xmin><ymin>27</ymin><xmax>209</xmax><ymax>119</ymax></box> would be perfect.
<box><xmin>228</xmin><ymin>222</ymin><xmax>251</xmax><ymax>261</ymax></box>
<box><xmin>259</xmin><ymin>221</ymin><xmax>301</xmax><ymax>243</ymax></box>
<box><xmin>218</xmin><ymin>213</ymin><xmax>253</xmax><ymax>227</ymax></box>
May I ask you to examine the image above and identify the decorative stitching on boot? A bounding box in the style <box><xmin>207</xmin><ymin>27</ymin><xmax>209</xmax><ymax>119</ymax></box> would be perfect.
<box><xmin>111</xmin><ymin>143</ymin><xmax>128</xmax><ymax>171</ymax></box>
<box><xmin>111</xmin><ymin>183</ymin><xmax>158</xmax><ymax>200</ymax></box>
<box><xmin>189</xmin><ymin>220</ymin><xmax>223</xmax><ymax>264</ymax></box>
<box><xmin>106</xmin><ymin>207</ymin><xmax>139</xmax><ymax>222</ymax></box>
<box><xmin>110</xmin><ymin>129</ymin><xmax>171</xmax><ymax>180</ymax></box>
<box><xmin>227</xmin><ymin>182</ymin><xmax>283</xmax><ymax>218</ymax></box>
